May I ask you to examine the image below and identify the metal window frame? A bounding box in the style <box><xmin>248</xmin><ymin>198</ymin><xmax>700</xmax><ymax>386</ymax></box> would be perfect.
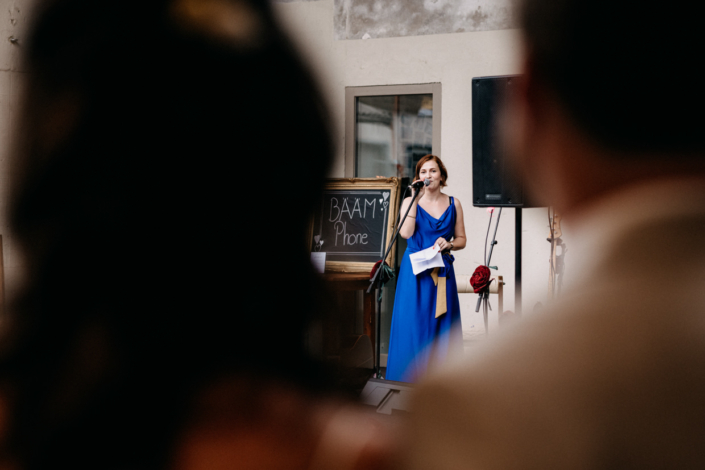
<box><xmin>344</xmin><ymin>83</ymin><xmax>442</xmax><ymax>178</ymax></box>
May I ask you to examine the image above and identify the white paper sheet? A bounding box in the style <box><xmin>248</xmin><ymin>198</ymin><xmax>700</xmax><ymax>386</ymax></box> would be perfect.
<box><xmin>311</xmin><ymin>252</ymin><xmax>326</xmax><ymax>273</ymax></box>
<box><xmin>409</xmin><ymin>244</ymin><xmax>445</xmax><ymax>275</ymax></box>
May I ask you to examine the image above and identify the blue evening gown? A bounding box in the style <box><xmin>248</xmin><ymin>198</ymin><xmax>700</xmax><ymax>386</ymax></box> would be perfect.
<box><xmin>385</xmin><ymin>196</ymin><xmax>462</xmax><ymax>383</ymax></box>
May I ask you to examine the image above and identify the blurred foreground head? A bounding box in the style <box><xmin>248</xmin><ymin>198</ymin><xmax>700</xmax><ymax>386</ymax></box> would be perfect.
<box><xmin>510</xmin><ymin>0</ymin><xmax>705</xmax><ymax>211</ymax></box>
<box><xmin>2</xmin><ymin>0</ymin><xmax>331</xmax><ymax>467</ymax></box>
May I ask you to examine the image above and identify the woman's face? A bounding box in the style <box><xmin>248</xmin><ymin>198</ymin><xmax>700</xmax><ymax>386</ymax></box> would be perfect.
<box><xmin>418</xmin><ymin>160</ymin><xmax>442</xmax><ymax>187</ymax></box>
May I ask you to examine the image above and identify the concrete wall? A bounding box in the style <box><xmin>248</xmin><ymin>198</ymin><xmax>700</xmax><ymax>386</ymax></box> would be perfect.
<box><xmin>333</xmin><ymin>0</ymin><xmax>516</xmax><ymax>40</ymax></box>
<box><xmin>275</xmin><ymin>0</ymin><xmax>515</xmax><ymax>40</ymax></box>
<box><xmin>273</xmin><ymin>0</ymin><xmax>556</xmax><ymax>350</ymax></box>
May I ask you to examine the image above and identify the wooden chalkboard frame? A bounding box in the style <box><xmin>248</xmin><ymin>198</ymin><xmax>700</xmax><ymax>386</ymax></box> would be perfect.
<box><xmin>309</xmin><ymin>177</ymin><xmax>402</xmax><ymax>274</ymax></box>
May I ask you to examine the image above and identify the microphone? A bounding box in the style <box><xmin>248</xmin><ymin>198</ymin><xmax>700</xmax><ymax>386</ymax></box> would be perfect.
<box><xmin>410</xmin><ymin>178</ymin><xmax>431</xmax><ymax>190</ymax></box>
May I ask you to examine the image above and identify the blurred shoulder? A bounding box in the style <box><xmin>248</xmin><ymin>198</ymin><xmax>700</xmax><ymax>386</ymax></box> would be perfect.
<box><xmin>172</xmin><ymin>380</ymin><xmax>396</xmax><ymax>470</ymax></box>
<box><xmin>404</xmin><ymin>282</ymin><xmax>705</xmax><ymax>468</ymax></box>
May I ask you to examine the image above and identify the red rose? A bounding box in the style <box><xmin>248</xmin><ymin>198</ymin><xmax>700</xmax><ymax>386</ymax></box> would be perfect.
<box><xmin>370</xmin><ymin>260</ymin><xmax>393</xmax><ymax>284</ymax></box>
<box><xmin>370</xmin><ymin>259</ymin><xmax>386</xmax><ymax>279</ymax></box>
<box><xmin>470</xmin><ymin>265</ymin><xmax>492</xmax><ymax>293</ymax></box>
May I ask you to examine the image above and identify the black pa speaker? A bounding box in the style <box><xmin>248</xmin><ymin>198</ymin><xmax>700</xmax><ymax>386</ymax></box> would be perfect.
<box><xmin>472</xmin><ymin>75</ymin><xmax>533</xmax><ymax>207</ymax></box>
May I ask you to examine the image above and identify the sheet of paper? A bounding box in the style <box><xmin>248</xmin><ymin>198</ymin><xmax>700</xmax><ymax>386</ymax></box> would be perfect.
<box><xmin>409</xmin><ymin>244</ymin><xmax>445</xmax><ymax>275</ymax></box>
<box><xmin>311</xmin><ymin>252</ymin><xmax>326</xmax><ymax>274</ymax></box>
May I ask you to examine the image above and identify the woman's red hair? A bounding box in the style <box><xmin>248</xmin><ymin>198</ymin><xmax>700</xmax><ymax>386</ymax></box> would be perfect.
<box><xmin>415</xmin><ymin>154</ymin><xmax>448</xmax><ymax>187</ymax></box>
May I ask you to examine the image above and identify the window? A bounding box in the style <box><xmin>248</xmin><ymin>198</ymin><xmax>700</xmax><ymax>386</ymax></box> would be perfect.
<box><xmin>345</xmin><ymin>84</ymin><xmax>442</xmax><ymax>179</ymax></box>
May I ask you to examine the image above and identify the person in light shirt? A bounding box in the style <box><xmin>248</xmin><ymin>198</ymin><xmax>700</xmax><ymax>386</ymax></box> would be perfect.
<box><xmin>403</xmin><ymin>0</ymin><xmax>705</xmax><ymax>468</ymax></box>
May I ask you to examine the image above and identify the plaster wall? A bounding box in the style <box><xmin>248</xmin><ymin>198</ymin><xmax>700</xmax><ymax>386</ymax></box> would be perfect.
<box><xmin>273</xmin><ymin>0</ymin><xmax>558</xmax><ymax>351</ymax></box>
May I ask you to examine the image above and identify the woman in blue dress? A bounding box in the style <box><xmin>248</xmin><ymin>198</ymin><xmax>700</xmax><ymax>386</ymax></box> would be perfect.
<box><xmin>386</xmin><ymin>154</ymin><xmax>467</xmax><ymax>382</ymax></box>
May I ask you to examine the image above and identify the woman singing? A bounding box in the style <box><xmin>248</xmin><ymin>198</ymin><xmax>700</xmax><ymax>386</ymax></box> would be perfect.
<box><xmin>386</xmin><ymin>154</ymin><xmax>467</xmax><ymax>382</ymax></box>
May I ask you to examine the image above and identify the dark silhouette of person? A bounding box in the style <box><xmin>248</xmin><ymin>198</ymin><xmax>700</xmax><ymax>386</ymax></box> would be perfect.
<box><xmin>0</xmin><ymin>1</ymin><xmax>394</xmax><ymax>469</ymax></box>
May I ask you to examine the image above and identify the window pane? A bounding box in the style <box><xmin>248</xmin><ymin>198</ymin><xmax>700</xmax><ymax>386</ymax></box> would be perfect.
<box><xmin>355</xmin><ymin>94</ymin><xmax>433</xmax><ymax>178</ymax></box>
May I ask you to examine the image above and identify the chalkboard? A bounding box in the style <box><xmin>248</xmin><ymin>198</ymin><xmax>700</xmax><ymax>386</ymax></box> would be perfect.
<box><xmin>310</xmin><ymin>178</ymin><xmax>401</xmax><ymax>273</ymax></box>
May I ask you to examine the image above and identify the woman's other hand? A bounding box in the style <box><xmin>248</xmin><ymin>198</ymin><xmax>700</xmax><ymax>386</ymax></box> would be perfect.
<box><xmin>435</xmin><ymin>237</ymin><xmax>451</xmax><ymax>251</ymax></box>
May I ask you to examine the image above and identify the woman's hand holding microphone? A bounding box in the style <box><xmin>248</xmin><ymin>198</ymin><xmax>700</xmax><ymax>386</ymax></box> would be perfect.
<box><xmin>411</xmin><ymin>178</ymin><xmax>429</xmax><ymax>199</ymax></box>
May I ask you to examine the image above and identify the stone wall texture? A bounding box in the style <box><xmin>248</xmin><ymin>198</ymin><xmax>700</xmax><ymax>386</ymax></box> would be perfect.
<box><xmin>334</xmin><ymin>0</ymin><xmax>516</xmax><ymax>40</ymax></box>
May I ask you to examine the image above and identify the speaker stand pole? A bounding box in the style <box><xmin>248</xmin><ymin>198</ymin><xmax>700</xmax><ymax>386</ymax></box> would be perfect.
<box><xmin>515</xmin><ymin>207</ymin><xmax>522</xmax><ymax>316</ymax></box>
